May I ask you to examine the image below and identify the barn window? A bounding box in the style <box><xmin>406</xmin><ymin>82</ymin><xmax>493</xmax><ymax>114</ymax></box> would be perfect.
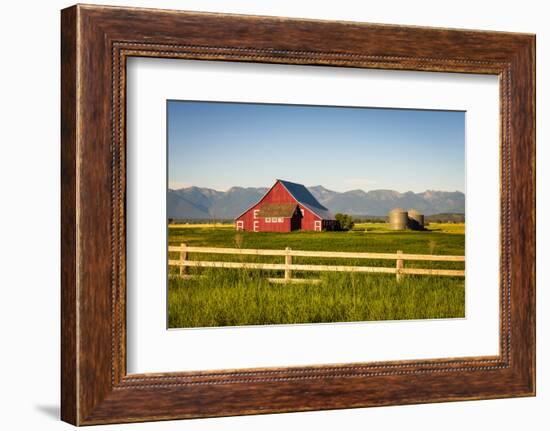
<box><xmin>266</xmin><ymin>217</ymin><xmax>271</xmax><ymax>223</ymax></box>
<box><xmin>277</xmin><ymin>217</ymin><xmax>283</xmax><ymax>223</ymax></box>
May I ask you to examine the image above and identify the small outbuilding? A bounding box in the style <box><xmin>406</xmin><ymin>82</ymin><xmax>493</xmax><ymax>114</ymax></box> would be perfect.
<box><xmin>235</xmin><ymin>179</ymin><xmax>337</xmax><ymax>232</ymax></box>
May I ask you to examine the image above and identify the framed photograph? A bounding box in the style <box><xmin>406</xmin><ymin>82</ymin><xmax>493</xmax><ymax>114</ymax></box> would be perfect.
<box><xmin>164</xmin><ymin>101</ymin><xmax>466</xmax><ymax>330</ymax></box>
<box><xmin>61</xmin><ymin>4</ymin><xmax>535</xmax><ymax>425</ymax></box>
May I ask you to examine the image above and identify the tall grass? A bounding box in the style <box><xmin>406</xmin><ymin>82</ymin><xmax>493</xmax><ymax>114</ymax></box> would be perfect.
<box><xmin>168</xmin><ymin>269</ymin><xmax>464</xmax><ymax>328</ymax></box>
<box><xmin>167</xmin><ymin>224</ymin><xmax>465</xmax><ymax>328</ymax></box>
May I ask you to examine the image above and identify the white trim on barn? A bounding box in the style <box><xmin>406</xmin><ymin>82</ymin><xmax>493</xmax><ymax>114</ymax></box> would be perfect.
<box><xmin>253</xmin><ymin>220</ymin><xmax>259</xmax><ymax>232</ymax></box>
<box><xmin>236</xmin><ymin>220</ymin><xmax>244</xmax><ymax>231</ymax></box>
<box><xmin>253</xmin><ymin>209</ymin><xmax>259</xmax><ymax>219</ymax></box>
<box><xmin>233</xmin><ymin>182</ymin><xmax>280</xmax><ymax>220</ymax></box>
<box><xmin>314</xmin><ymin>220</ymin><xmax>321</xmax><ymax>231</ymax></box>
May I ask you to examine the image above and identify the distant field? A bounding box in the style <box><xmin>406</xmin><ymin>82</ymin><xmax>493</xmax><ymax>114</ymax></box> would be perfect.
<box><xmin>169</xmin><ymin>222</ymin><xmax>464</xmax><ymax>234</ymax></box>
<box><xmin>167</xmin><ymin>223</ymin><xmax>465</xmax><ymax>328</ymax></box>
<box><xmin>350</xmin><ymin>222</ymin><xmax>465</xmax><ymax>235</ymax></box>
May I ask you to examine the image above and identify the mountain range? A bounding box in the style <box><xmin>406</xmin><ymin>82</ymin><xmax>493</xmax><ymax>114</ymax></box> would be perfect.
<box><xmin>168</xmin><ymin>185</ymin><xmax>464</xmax><ymax>220</ymax></box>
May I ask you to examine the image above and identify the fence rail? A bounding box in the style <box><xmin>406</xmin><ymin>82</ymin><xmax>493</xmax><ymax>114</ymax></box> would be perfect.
<box><xmin>168</xmin><ymin>244</ymin><xmax>465</xmax><ymax>283</ymax></box>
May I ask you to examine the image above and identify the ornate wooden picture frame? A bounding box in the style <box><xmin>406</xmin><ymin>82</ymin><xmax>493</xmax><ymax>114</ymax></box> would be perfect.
<box><xmin>61</xmin><ymin>4</ymin><xmax>535</xmax><ymax>425</ymax></box>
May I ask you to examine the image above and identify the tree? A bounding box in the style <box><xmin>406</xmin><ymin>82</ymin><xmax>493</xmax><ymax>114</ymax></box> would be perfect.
<box><xmin>335</xmin><ymin>213</ymin><xmax>355</xmax><ymax>231</ymax></box>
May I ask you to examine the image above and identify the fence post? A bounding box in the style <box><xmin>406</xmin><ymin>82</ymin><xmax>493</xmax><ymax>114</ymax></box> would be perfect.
<box><xmin>179</xmin><ymin>243</ymin><xmax>187</xmax><ymax>277</ymax></box>
<box><xmin>285</xmin><ymin>247</ymin><xmax>292</xmax><ymax>281</ymax></box>
<box><xmin>396</xmin><ymin>250</ymin><xmax>403</xmax><ymax>282</ymax></box>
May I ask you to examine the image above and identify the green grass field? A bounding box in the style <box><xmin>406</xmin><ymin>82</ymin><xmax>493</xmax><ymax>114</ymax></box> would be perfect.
<box><xmin>167</xmin><ymin>223</ymin><xmax>465</xmax><ymax>328</ymax></box>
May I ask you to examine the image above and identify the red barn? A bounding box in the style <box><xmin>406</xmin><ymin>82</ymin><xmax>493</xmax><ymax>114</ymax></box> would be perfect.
<box><xmin>235</xmin><ymin>179</ymin><xmax>337</xmax><ymax>232</ymax></box>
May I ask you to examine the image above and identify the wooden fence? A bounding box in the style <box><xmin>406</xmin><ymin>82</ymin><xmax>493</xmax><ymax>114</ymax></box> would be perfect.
<box><xmin>168</xmin><ymin>244</ymin><xmax>465</xmax><ymax>284</ymax></box>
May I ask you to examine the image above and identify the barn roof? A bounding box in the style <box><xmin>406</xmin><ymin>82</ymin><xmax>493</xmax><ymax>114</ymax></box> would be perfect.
<box><xmin>234</xmin><ymin>179</ymin><xmax>336</xmax><ymax>221</ymax></box>
<box><xmin>257</xmin><ymin>203</ymin><xmax>299</xmax><ymax>218</ymax></box>
<box><xmin>277</xmin><ymin>180</ymin><xmax>335</xmax><ymax>220</ymax></box>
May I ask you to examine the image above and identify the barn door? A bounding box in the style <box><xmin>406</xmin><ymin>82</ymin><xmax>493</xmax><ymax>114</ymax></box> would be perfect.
<box><xmin>293</xmin><ymin>213</ymin><xmax>302</xmax><ymax>231</ymax></box>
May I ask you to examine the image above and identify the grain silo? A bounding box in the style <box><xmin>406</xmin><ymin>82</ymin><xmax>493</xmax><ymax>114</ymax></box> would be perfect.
<box><xmin>407</xmin><ymin>209</ymin><xmax>424</xmax><ymax>230</ymax></box>
<box><xmin>388</xmin><ymin>208</ymin><xmax>408</xmax><ymax>230</ymax></box>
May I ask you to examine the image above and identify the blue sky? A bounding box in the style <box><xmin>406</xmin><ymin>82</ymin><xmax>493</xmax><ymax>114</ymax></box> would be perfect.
<box><xmin>168</xmin><ymin>100</ymin><xmax>465</xmax><ymax>193</ymax></box>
